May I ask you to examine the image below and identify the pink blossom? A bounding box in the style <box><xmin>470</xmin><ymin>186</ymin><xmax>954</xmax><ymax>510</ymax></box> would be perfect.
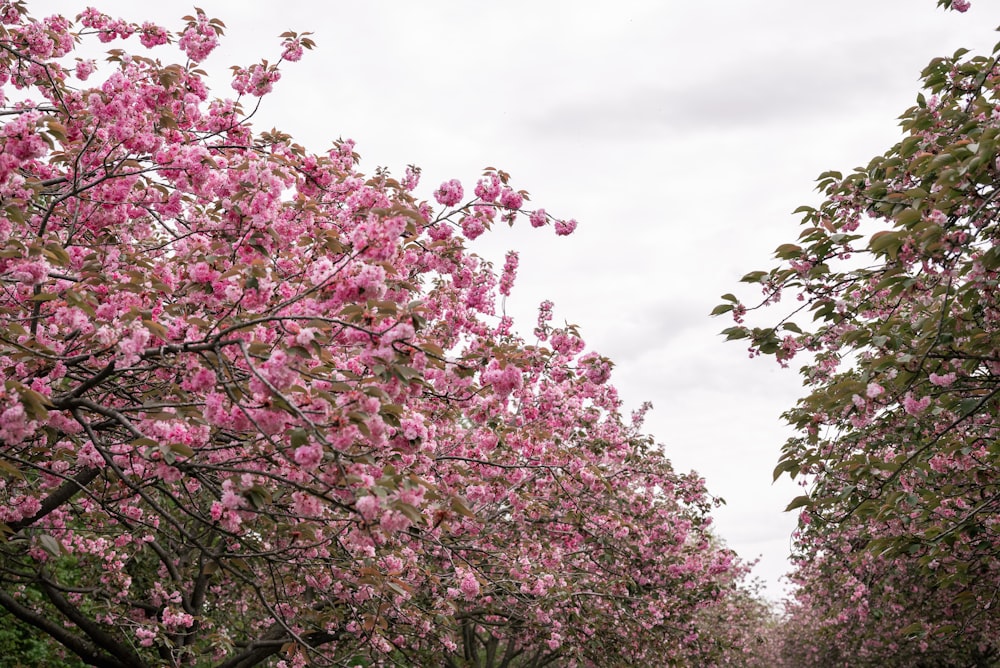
<box><xmin>581</xmin><ymin>353</ymin><xmax>611</xmax><ymax>385</ymax></box>
<box><xmin>498</xmin><ymin>187</ymin><xmax>523</xmax><ymax>210</ymax></box>
<box><xmin>952</xmin><ymin>0</ymin><xmax>971</xmax><ymax>11</ymax></box>
<box><xmin>474</xmin><ymin>175</ymin><xmax>501</xmax><ymax>202</ymax></box>
<box><xmin>380</xmin><ymin>555</ymin><xmax>404</xmax><ymax>575</ymax></box>
<box><xmin>399</xmin><ymin>415</ymin><xmax>426</xmax><ymax>441</ymax></box>
<box><xmin>10</xmin><ymin>494</ymin><xmax>41</xmax><ymax>523</ymax></box>
<box><xmin>927</xmin><ymin>209</ymin><xmax>948</xmax><ymax>225</ymax></box>
<box><xmin>481</xmin><ymin>359</ymin><xmax>523</xmax><ymax>397</ymax></box>
<box><xmin>355</xmin><ymin>494</ymin><xmax>380</xmax><ymax>521</ymax></box>
<box><xmin>865</xmin><ymin>382</ymin><xmax>884</xmax><ymax>398</ymax></box>
<box><xmin>554</xmin><ymin>218</ymin><xmax>577</xmax><ymax>236</ymax></box>
<box><xmin>529</xmin><ymin>208</ymin><xmax>547</xmax><ymax>228</ymax></box>
<box><xmin>281</xmin><ymin>38</ymin><xmax>304</xmax><ymax>62</ymax></box>
<box><xmin>902</xmin><ymin>392</ymin><xmax>931</xmax><ymax>416</ymax></box>
<box><xmin>8</xmin><ymin>259</ymin><xmax>50</xmax><ymax>285</ymax></box>
<box><xmin>75</xmin><ymin>59</ymin><xmax>96</xmax><ymax>80</ymax></box>
<box><xmin>427</xmin><ymin>221</ymin><xmax>453</xmax><ymax>240</ymax></box>
<box><xmin>293</xmin><ymin>442</ymin><xmax>323</xmax><ymax>469</ymax></box>
<box><xmin>138</xmin><ymin>22</ymin><xmax>169</xmax><ymax>48</ymax></box>
<box><xmin>307</xmin><ymin>256</ymin><xmax>335</xmax><ymax>285</ymax></box>
<box><xmin>351</xmin><ymin>263</ymin><xmax>387</xmax><ymax>297</ymax></box>
<box><xmin>135</xmin><ymin>627</ymin><xmax>157</xmax><ymax>647</ymax></box>
<box><xmin>458</xmin><ymin>569</ymin><xmax>480</xmax><ymax>600</ymax></box>
<box><xmin>78</xmin><ymin>7</ymin><xmax>110</xmax><ymax>30</ymax></box>
<box><xmin>261</xmin><ymin>349</ymin><xmax>297</xmax><ymax>390</ymax></box>
<box><xmin>461</xmin><ymin>216</ymin><xmax>486</xmax><ymax>240</ymax></box>
<box><xmin>402</xmin><ymin>164</ymin><xmax>420</xmax><ymax>191</ymax></box>
<box><xmin>220</xmin><ymin>480</ymin><xmax>244</xmax><ymax>509</ymax></box>
<box><xmin>499</xmin><ymin>250</ymin><xmax>518</xmax><ymax>297</ymax></box>
<box><xmin>162</xmin><ymin>607</ymin><xmax>195</xmax><ymax>630</ymax></box>
<box><xmin>928</xmin><ymin>372</ymin><xmax>957</xmax><ymax>387</ymax></box>
<box><xmin>182</xmin><ymin>367</ymin><xmax>217</xmax><ymax>393</ymax></box>
<box><xmin>379</xmin><ymin>509</ymin><xmax>412</xmax><ymax>533</ymax></box>
<box><xmin>434</xmin><ymin>179</ymin><xmax>463</xmax><ymax>207</ymax></box>
<box><xmin>178</xmin><ymin>11</ymin><xmax>219</xmax><ymax>62</ymax></box>
<box><xmin>76</xmin><ymin>441</ymin><xmax>105</xmax><ymax>468</ymax></box>
<box><xmin>246</xmin><ymin>63</ymin><xmax>280</xmax><ymax>96</ymax></box>
<box><xmin>188</xmin><ymin>261</ymin><xmax>217</xmax><ymax>283</ymax></box>
<box><xmin>116</xmin><ymin>325</ymin><xmax>150</xmax><ymax>367</ymax></box>
<box><xmin>292</xmin><ymin>491</ymin><xmax>322</xmax><ymax>516</ymax></box>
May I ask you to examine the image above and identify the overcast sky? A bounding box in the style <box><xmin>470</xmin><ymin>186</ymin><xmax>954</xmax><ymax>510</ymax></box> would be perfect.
<box><xmin>44</xmin><ymin>0</ymin><xmax>1000</xmax><ymax>600</ymax></box>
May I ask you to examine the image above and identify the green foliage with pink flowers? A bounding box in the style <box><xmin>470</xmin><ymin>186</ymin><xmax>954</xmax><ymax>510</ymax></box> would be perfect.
<box><xmin>720</xmin><ymin>0</ymin><xmax>999</xmax><ymax>664</ymax></box>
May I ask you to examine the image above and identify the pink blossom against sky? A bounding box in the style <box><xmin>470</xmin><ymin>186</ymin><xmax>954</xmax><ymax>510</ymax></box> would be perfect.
<box><xmin>43</xmin><ymin>0</ymin><xmax>1000</xmax><ymax>599</ymax></box>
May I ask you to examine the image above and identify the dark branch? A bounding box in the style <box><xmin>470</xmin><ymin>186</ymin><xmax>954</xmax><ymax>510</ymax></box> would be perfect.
<box><xmin>6</xmin><ymin>467</ymin><xmax>101</xmax><ymax>534</ymax></box>
<box><xmin>0</xmin><ymin>587</ymin><xmax>127</xmax><ymax>668</ymax></box>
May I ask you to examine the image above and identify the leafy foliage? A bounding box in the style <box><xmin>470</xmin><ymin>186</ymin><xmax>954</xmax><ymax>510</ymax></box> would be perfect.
<box><xmin>720</xmin><ymin>4</ymin><xmax>999</xmax><ymax>662</ymax></box>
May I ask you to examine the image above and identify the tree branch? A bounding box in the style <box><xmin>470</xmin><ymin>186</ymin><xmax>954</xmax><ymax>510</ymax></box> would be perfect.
<box><xmin>6</xmin><ymin>466</ymin><xmax>101</xmax><ymax>534</ymax></box>
<box><xmin>0</xmin><ymin>587</ymin><xmax>126</xmax><ymax>668</ymax></box>
<box><xmin>215</xmin><ymin>624</ymin><xmax>339</xmax><ymax>668</ymax></box>
<box><xmin>39</xmin><ymin>577</ymin><xmax>147</xmax><ymax>668</ymax></box>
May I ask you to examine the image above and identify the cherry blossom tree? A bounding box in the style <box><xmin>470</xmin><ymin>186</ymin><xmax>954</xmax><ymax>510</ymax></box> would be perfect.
<box><xmin>0</xmin><ymin>4</ymin><xmax>752</xmax><ymax>666</ymax></box>
<box><xmin>717</xmin><ymin>0</ymin><xmax>998</xmax><ymax>662</ymax></box>
<box><xmin>684</xmin><ymin>567</ymin><xmax>781</xmax><ymax>668</ymax></box>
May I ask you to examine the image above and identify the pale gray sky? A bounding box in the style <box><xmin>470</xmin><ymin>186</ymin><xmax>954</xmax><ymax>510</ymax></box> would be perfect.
<box><xmin>44</xmin><ymin>0</ymin><xmax>1000</xmax><ymax>599</ymax></box>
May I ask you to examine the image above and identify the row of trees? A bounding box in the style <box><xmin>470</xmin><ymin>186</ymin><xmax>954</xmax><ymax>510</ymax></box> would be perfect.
<box><xmin>0</xmin><ymin>4</ymin><xmax>775</xmax><ymax>666</ymax></box>
<box><xmin>8</xmin><ymin>0</ymin><xmax>995</xmax><ymax>665</ymax></box>
<box><xmin>719</xmin><ymin>0</ymin><xmax>999</xmax><ymax>664</ymax></box>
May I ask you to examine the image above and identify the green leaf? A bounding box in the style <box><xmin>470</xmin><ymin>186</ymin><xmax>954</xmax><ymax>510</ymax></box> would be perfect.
<box><xmin>245</xmin><ymin>485</ymin><xmax>272</xmax><ymax>510</ymax></box>
<box><xmin>4</xmin><ymin>204</ymin><xmax>25</xmax><ymax>225</ymax></box>
<box><xmin>869</xmin><ymin>231</ymin><xmax>903</xmax><ymax>259</ymax></box>
<box><xmin>42</xmin><ymin>242</ymin><xmax>71</xmax><ymax>266</ymax></box>
<box><xmin>773</xmin><ymin>459</ymin><xmax>798</xmax><ymax>482</ymax></box>
<box><xmin>11</xmin><ymin>384</ymin><xmax>53</xmax><ymax>420</ymax></box>
<box><xmin>168</xmin><ymin>442</ymin><xmax>194</xmax><ymax>458</ymax></box>
<box><xmin>785</xmin><ymin>495</ymin><xmax>811</xmax><ymax>512</ymax></box>
<box><xmin>142</xmin><ymin>318</ymin><xmax>169</xmax><ymax>341</ymax></box>
<box><xmin>451</xmin><ymin>496</ymin><xmax>476</xmax><ymax>518</ymax></box>
<box><xmin>899</xmin><ymin>135</ymin><xmax>922</xmax><ymax>158</ymax></box>
<box><xmin>710</xmin><ymin>303</ymin><xmax>734</xmax><ymax>316</ymax></box>
<box><xmin>721</xmin><ymin>327</ymin><xmax>749</xmax><ymax>341</ymax></box>
<box><xmin>38</xmin><ymin>534</ymin><xmax>64</xmax><ymax>557</ymax></box>
<box><xmin>289</xmin><ymin>428</ymin><xmax>309</xmax><ymax>448</ymax></box>
<box><xmin>895</xmin><ymin>207</ymin><xmax>921</xmax><ymax>228</ymax></box>
<box><xmin>981</xmin><ymin>246</ymin><xmax>1000</xmax><ymax>271</ymax></box>
<box><xmin>774</xmin><ymin>243</ymin><xmax>802</xmax><ymax>259</ymax></box>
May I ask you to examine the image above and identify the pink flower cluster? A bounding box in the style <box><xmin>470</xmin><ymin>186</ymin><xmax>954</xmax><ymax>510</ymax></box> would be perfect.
<box><xmin>178</xmin><ymin>10</ymin><xmax>219</xmax><ymax>62</ymax></box>
<box><xmin>554</xmin><ymin>218</ymin><xmax>577</xmax><ymax>236</ymax></box>
<box><xmin>434</xmin><ymin>179</ymin><xmax>463</xmax><ymax>207</ymax></box>
<box><xmin>231</xmin><ymin>63</ymin><xmax>281</xmax><ymax>96</ymax></box>
<box><xmin>499</xmin><ymin>250</ymin><xmax>518</xmax><ymax>297</ymax></box>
